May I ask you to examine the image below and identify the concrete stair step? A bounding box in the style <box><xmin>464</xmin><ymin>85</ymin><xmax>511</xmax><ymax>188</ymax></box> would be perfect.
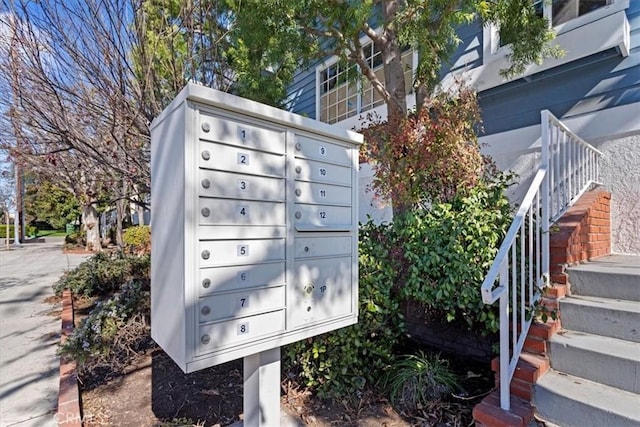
<box><xmin>549</xmin><ymin>330</ymin><xmax>640</xmax><ymax>393</ymax></box>
<box><xmin>560</xmin><ymin>295</ymin><xmax>640</xmax><ymax>343</ymax></box>
<box><xmin>534</xmin><ymin>370</ymin><xmax>640</xmax><ymax>427</ymax></box>
<box><xmin>567</xmin><ymin>255</ymin><xmax>640</xmax><ymax>302</ymax></box>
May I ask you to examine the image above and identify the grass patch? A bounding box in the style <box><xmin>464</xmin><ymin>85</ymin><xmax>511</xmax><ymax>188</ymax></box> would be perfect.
<box><xmin>38</xmin><ymin>229</ymin><xmax>67</xmax><ymax>237</ymax></box>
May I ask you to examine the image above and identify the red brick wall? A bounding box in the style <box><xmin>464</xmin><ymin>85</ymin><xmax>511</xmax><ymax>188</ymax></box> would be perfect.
<box><xmin>549</xmin><ymin>190</ymin><xmax>611</xmax><ymax>284</ymax></box>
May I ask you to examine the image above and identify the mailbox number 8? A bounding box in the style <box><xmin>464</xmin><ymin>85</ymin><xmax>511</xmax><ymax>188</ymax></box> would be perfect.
<box><xmin>238</xmin><ymin>323</ymin><xmax>249</xmax><ymax>335</ymax></box>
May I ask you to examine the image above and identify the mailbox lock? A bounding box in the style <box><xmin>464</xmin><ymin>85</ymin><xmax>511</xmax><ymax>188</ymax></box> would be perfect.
<box><xmin>201</xmin><ymin>306</ymin><xmax>211</xmax><ymax>316</ymax></box>
<box><xmin>202</xmin><ymin>278</ymin><xmax>211</xmax><ymax>288</ymax></box>
<box><xmin>201</xmin><ymin>122</ymin><xmax>211</xmax><ymax>133</ymax></box>
<box><xmin>304</xmin><ymin>246</ymin><xmax>310</xmax><ymax>253</ymax></box>
<box><xmin>295</xmin><ymin>142</ymin><xmax>301</xmax><ymax>151</ymax></box>
<box><xmin>201</xmin><ymin>250</ymin><xmax>211</xmax><ymax>260</ymax></box>
<box><xmin>304</xmin><ymin>283</ymin><xmax>314</xmax><ymax>294</ymax></box>
<box><xmin>201</xmin><ymin>334</ymin><xmax>211</xmax><ymax>345</ymax></box>
<box><xmin>295</xmin><ymin>166</ymin><xmax>302</xmax><ymax>174</ymax></box>
<box><xmin>306</xmin><ymin>306</ymin><xmax>312</xmax><ymax>312</ymax></box>
<box><xmin>201</xmin><ymin>179</ymin><xmax>211</xmax><ymax>189</ymax></box>
<box><xmin>295</xmin><ymin>189</ymin><xmax>302</xmax><ymax>197</ymax></box>
<box><xmin>201</xmin><ymin>207</ymin><xmax>211</xmax><ymax>217</ymax></box>
<box><xmin>295</xmin><ymin>211</ymin><xmax>302</xmax><ymax>219</ymax></box>
<box><xmin>201</xmin><ymin>150</ymin><xmax>211</xmax><ymax>160</ymax></box>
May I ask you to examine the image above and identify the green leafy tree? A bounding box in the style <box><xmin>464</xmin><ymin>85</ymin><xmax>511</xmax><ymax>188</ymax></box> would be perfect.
<box><xmin>228</xmin><ymin>0</ymin><xmax>558</xmax><ymax>211</ymax></box>
<box><xmin>24</xmin><ymin>179</ymin><xmax>79</xmax><ymax>230</ymax></box>
<box><xmin>229</xmin><ymin>0</ymin><xmax>558</xmax><ymax>124</ymax></box>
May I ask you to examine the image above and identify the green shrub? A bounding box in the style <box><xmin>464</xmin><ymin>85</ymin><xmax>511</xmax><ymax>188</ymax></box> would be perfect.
<box><xmin>58</xmin><ymin>280</ymin><xmax>149</xmax><ymax>368</ymax></box>
<box><xmin>26</xmin><ymin>225</ymin><xmax>38</xmax><ymax>237</ymax></box>
<box><xmin>396</xmin><ymin>174</ymin><xmax>513</xmax><ymax>335</ymax></box>
<box><xmin>283</xmin><ymin>219</ymin><xmax>404</xmax><ymax>399</ymax></box>
<box><xmin>64</xmin><ymin>230</ymin><xmax>86</xmax><ymax>246</ymax></box>
<box><xmin>383</xmin><ymin>351</ymin><xmax>459</xmax><ymax>410</ymax></box>
<box><xmin>122</xmin><ymin>225</ymin><xmax>151</xmax><ymax>254</ymax></box>
<box><xmin>53</xmin><ymin>252</ymin><xmax>150</xmax><ymax>297</ymax></box>
<box><xmin>0</xmin><ymin>225</ymin><xmax>14</xmax><ymax>239</ymax></box>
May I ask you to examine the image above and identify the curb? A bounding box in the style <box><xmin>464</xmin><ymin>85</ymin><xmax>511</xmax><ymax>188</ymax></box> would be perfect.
<box><xmin>57</xmin><ymin>290</ymin><xmax>82</xmax><ymax>427</ymax></box>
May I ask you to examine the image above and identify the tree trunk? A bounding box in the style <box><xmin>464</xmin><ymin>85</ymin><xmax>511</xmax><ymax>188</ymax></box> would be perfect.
<box><xmin>115</xmin><ymin>198</ymin><xmax>127</xmax><ymax>250</ymax></box>
<box><xmin>82</xmin><ymin>204</ymin><xmax>102</xmax><ymax>252</ymax></box>
<box><xmin>4</xmin><ymin>209</ymin><xmax>9</xmax><ymax>249</ymax></box>
<box><xmin>381</xmin><ymin>0</ymin><xmax>408</xmax><ymax>126</ymax></box>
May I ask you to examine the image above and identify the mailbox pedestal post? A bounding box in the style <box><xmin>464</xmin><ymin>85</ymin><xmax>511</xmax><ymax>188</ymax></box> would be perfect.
<box><xmin>243</xmin><ymin>347</ymin><xmax>281</xmax><ymax>427</ymax></box>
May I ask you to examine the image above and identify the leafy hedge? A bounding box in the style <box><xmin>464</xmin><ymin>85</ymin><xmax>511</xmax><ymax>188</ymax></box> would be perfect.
<box><xmin>283</xmin><ymin>219</ymin><xmax>405</xmax><ymax>399</ymax></box>
<box><xmin>396</xmin><ymin>175</ymin><xmax>513</xmax><ymax>334</ymax></box>
<box><xmin>53</xmin><ymin>252</ymin><xmax>150</xmax><ymax>297</ymax></box>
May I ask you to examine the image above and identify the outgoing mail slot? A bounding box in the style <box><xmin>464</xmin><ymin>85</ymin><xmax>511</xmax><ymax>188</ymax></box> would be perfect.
<box><xmin>199</xmin><ymin>113</ymin><xmax>285</xmax><ymax>154</ymax></box>
<box><xmin>199</xmin><ymin>170</ymin><xmax>285</xmax><ymax>201</ymax></box>
<box><xmin>199</xmin><ymin>262</ymin><xmax>285</xmax><ymax>296</ymax></box>
<box><xmin>198</xmin><ymin>286</ymin><xmax>285</xmax><ymax>323</ymax></box>
<box><xmin>294</xmin><ymin>159</ymin><xmax>351</xmax><ymax>186</ymax></box>
<box><xmin>294</xmin><ymin>181</ymin><xmax>351</xmax><ymax>206</ymax></box>
<box><xmin>198</xmin><ymin>309</ymin><xmax>285</xmax><ymax>355</ymax></box>
<box><xmin>293</xmin><ymin>204</ymin><xmax>353</xmax><ymax>228</ymax></box>
<box><xmin>199</xmin><ymin>239</ymin><xmax>285</xmax><ymax>267</ymax></box>
<box><xmin>290</xmin><ymin>258</ymin><xmax>353</xmax><ymax>328</ymax></box>
<box><xmin>199</xmin><ymin>199</ymin><xmax>285</xmax><ymax>226</ymax></box>
<box><xmin>199</xmin><ymin>141</ymin><xmax>285</xmax><ymax>177</ymax></box>
<box><xmin>294</xmin><ymin>236</ymin><xmax>352</xmax><ymax>259</ymax></box>
<box><xmin>294</xmin><ymin>135</ymin><xmax>351</xmax><ymax>166</ymax></box>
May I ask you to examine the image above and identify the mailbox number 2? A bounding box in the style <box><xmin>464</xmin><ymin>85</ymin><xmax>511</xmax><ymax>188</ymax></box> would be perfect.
<box><xmin>237</xmin><ymin>152</ymin><xmax>249</xmax><ymax>165</ymax></box>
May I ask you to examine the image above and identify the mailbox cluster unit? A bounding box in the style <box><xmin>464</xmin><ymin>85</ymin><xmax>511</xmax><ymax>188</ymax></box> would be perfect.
<box><xmin>151</xmin><ymin>84</ymin><xmax>362</xmax><ymax>373</ymax></box>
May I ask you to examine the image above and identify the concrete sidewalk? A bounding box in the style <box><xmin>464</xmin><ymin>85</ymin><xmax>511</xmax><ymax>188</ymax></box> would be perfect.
<box><xmin>0</xmin><ymin>239</ymin><xmax>88</xmax><ymax>427</ymax></box>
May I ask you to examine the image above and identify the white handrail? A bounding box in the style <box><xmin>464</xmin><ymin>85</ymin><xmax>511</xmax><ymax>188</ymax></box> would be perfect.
<box><xmin>480</xmin><ymin>110</ymin><xmax>603</xmax><ymax>411</ymax></box>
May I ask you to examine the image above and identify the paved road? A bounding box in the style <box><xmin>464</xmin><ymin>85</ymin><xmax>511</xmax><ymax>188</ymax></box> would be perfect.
<box><xmin>0</xmin><ymin>239</ymin><xmax>88</xmax><ymax>427</ymax></box>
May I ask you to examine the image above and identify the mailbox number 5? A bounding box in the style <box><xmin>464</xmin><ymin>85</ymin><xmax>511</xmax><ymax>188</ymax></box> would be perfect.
<box><xmin>238</xmin><ymin>245</ymin><xmax>249</xmax><ymax>256</ymax></box>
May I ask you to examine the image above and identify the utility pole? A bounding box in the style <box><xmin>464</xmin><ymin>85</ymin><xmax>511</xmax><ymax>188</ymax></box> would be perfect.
<box><xmin>13</xmin><ymin>163</ymin><xmax>20</xmax><ymax>246</ymax></box>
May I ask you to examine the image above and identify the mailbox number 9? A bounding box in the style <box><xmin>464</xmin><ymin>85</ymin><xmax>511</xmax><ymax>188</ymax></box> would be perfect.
<box><xmin>319</xmin><ymin>146</ymin><xmax>327</xmax><ymax>156</ymax></box>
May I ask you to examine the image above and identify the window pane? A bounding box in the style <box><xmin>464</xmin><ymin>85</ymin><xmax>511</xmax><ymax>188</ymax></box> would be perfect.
<box><xmin>552</xmin><ymin>0</ymin><xmax>609</xmax><ymax>26</ymax></box>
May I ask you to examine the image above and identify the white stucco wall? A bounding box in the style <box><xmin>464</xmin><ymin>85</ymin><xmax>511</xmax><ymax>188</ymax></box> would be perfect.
<box><xmin>479</xmin><ymin>103</ymin><xmax>640</xmax><ymax>255</ymax></box>
<box><xmin>593</xmin><ymin>133</ymin><xmax>640</xmax><ymax>254</ymax></box>
<box><xmin>358</xmin><ymin>163</ymin><xmax>393</xmax><ymax>225</ymax></box>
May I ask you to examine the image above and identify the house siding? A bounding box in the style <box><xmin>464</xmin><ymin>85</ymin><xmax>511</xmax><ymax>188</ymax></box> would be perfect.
<box><xmin>479</xmin><ymin>3</ymin><xmax>640</xmax><ymax>136</ymax></box>
<box><xmin>284</xmin><ymin>66</ymin><xmax>317</xmax><ymax>119</ymax></box>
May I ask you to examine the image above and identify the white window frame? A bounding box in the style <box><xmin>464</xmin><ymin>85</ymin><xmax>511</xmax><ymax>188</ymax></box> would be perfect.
<box><xmin>483</xmin><ymin>0</ymin><xmax>628</xmax><ymax>62</ymax></box>
<box><xmin>439</xmin><ymin>0</ymin><xmax>630</xmax><ymax>93</ymax></box>
<box><xmin>315</xmin><ymin>31</ymin><xmax>417</xmax><ymax>126</ymax></box>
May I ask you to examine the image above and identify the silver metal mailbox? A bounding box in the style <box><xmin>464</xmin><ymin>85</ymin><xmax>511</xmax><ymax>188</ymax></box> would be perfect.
<box><xmin>151</xmin><ymin>84</ymin><xmax>362</xmax><ymax>373</ymax></box>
